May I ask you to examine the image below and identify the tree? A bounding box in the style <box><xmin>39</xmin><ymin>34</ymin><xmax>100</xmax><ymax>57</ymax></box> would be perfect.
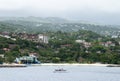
<box><xmin>52</xmin><ymin>57</ymin><xmax>60</xmax><ymax>63</ymax></box>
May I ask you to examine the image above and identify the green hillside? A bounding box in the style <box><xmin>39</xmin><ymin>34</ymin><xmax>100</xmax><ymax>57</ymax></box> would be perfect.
<box><xmin>0</xmin><ymin>30</ymin><xmax>120</xmax><ymax>64</ymax></box>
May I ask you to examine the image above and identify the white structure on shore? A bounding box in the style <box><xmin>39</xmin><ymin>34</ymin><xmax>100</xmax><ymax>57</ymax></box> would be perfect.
<box><xmin>15</xmin><ymin>55</ymin><xmax>40</xmax><ymax>64</ymax></box>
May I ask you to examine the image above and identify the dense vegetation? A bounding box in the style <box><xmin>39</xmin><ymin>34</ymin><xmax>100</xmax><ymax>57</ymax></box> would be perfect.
<box><xmin>0</xmin><ymin>30</ymin><xmax>120</xmax><ymax>64</ymax></box>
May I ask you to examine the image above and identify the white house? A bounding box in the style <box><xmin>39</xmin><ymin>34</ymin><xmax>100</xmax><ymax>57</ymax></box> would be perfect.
<box><xmin>38</xmin><ymin>34</ymin><xmax>49</xmax><ymax>44</ymax></box>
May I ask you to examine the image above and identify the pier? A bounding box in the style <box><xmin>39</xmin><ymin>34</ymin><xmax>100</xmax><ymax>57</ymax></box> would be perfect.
<box><xmin>0</xmin><ymin>64</ymin><xmax>27</xmax><ymax>68</ymax></box>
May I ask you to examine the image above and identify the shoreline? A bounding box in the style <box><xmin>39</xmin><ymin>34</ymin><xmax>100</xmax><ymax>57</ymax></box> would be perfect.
<box><xmin>0</xmin><ymin>64</ymin><xmax>27</xmax><ymax>67</ymax></box>
<box><xmin>32</xmin><ymin>63</ymin><xmax>120</xmax><ymax>67</ymax></box>
<box><xmin>31</xmin><ymin>63</ymin><xmax>110</xmax><ymax>67</ymax></box>
<box><xmin>1</xmin><ymin>63</ymin><xmax>120</xmax><ymax>67</ymax></box>
<box><xmin>41</xmin><ymin>63</ymin><xmax>110</xmax><ymax>66</ymax></box>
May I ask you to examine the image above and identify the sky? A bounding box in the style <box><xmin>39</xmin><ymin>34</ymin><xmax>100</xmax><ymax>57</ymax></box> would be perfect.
<box><xmin>0</xmin><ymin>0</ymin><xmax>120</xmax><ymax>25</ymax></box>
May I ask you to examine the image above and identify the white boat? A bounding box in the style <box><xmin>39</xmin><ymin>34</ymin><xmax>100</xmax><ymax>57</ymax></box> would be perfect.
<box><xmin>53</xmin><ymin>68</ymin><xmax>67</xmax><ymax>73</ymax></box>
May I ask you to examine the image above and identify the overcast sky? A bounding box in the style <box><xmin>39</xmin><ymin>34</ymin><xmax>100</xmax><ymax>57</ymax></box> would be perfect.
<box><xmin>0</xmin><ymin>0</ymin><xmax>120</xmax><ymax>25</ymax></box>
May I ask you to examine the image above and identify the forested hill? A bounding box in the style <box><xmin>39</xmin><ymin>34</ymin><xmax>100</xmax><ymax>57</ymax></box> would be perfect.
<box><xmin>0</xmin><ymin>29</ymin><xmax>120</xmax><ymax>64</ymax></box>
<box><xmin>0</xmin><ymin>17</ymin><xmax>120</xmax><ymax>37</ymax></box>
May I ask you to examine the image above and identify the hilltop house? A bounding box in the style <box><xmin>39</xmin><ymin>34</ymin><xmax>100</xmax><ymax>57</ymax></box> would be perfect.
<box><xmin>38</xmin><ymin>34</ymin><xmax>48</xmax><ymax>44</ymax></box>
<box><xmin>75</xmin><ymin>39</ymin><xmax>91</xmax><ymax>48</ymax></box>
<box><xmin>100</xmin><ymin>41</ymin><xmax>115</xmax><ymax>47</ymax></box>
<box><xmin>12</xmin><ymin>33</ymin><xmax>49</xmax><ymax>44</ymax></box>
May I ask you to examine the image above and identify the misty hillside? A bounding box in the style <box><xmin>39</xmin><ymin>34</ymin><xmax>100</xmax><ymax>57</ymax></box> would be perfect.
<box><xmin>0</xmin><ymin>17</ymin><xmax>120</xmax><ymax>37</ymax></box>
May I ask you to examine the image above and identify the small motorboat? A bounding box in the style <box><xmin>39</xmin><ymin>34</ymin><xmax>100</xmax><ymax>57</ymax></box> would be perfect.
<box><xmin>53</xmin><ymin>68</ymin><xmax>67</xmax><ymax>73</ymax></box>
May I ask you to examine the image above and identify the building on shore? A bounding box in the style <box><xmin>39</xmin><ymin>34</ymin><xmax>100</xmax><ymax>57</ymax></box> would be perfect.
<box><xmin>14</xmin><ymin>55</ymin><xmax>40</xmax><ymax>64</ymax></box>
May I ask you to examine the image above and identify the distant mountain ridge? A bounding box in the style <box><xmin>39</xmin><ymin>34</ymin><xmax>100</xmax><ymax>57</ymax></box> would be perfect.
<box><xmin>0</xmin><ymin>17</ymin><xmax>69</xmax><ymax>23</ymax></box>
<box><xmin>0</xmin><ymin>17</ymin><xmax>120</xmax><ymax>37</ymax></box>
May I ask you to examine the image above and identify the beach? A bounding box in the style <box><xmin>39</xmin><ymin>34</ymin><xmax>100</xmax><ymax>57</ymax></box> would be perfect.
<box><xmin>0</xmin><ymin>63</ymin><xmax>119</xmax><ymax>67</ymax></box>
<box><xmin>31</xmin><ymin>63</ymin><xmax>110</xmax><ymax>67</ymax></box>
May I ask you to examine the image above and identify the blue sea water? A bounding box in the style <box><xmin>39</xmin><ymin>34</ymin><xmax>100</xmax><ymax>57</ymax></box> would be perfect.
<box><xmin>0</xmin><ymin>65</ymin><xmax>120</xmax><ymax>81</ymax></box>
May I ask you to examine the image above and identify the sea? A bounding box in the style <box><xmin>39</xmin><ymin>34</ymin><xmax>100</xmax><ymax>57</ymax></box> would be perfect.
<box><xmin>0</xmin><ymin>65</ymin><xmax>120</xmax><ymax>81</ymax></box>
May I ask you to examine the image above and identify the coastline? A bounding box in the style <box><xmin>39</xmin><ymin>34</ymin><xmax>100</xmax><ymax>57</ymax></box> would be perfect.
<box><xmin>32</xmin><ymin>63</ymin><xmax>120</xmax><ymax>67</ymax></box>
<box><xmin>31</xmin><ymin>63</ymin><xmax>110</xmax><ymax>67</ymax></box>
<box><xmin>0</xmin><ymin>64</ymin><xmax>27</xmax><ymax>67</ymax></box>
<box><xmin>0</xmin><ymin>63</ymin><xmax>120</xmax><ymax>67</ymax></box>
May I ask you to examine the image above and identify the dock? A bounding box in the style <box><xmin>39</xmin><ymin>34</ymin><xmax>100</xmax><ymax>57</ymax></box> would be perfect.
<box><xmin>0</xmin><ymin>64</ymin><xmax>27</xmax><ymax>68</ymax></box>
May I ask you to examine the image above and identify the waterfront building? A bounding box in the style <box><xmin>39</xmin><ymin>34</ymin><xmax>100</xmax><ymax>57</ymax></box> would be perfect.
<box><xmin>15</xmin><ymin>55</ymin><xmax>40</xmax><ymax>64</ymax></box>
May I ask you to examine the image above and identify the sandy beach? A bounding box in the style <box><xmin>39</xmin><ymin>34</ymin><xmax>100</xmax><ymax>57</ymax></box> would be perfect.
<box><xmin>31</xmin><ymin>63</ymin><xmax>110</xmax><ymax>67</ymax></box>
<box><xmin>1</xmin><ymin>63</ymin><xmax>119</xmax><ymax>67</ymax></box>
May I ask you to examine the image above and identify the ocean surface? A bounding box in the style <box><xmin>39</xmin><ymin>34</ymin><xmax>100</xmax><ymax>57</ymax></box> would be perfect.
<box><xmin>0</xmin><ymin>65</ymin><xmax>120</xmax><ymax>81</ymax></box>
